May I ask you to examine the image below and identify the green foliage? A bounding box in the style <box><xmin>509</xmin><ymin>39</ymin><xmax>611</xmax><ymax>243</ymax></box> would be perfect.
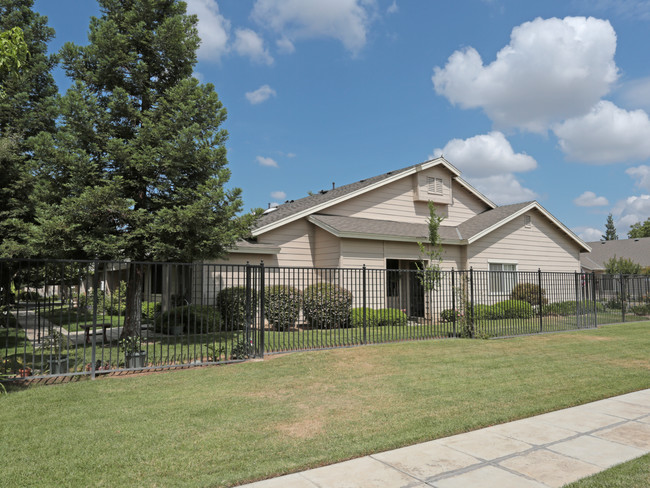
<box><xmin>141</xmin><ymin>301</ymin><xmax>161</xmax><ymax>321</ymax></box>
<box><xmin>119</xmin><ymin>335</ymin><xmax>142</xmax><ymax>355</ymax></box>
<box><xmin>602</xmin><ymin>213</ymin><xmax>618</xmax><ymax>241</ymax></box>
<box><xmin>78</xmin><ymin>281</ymin><xmax>127</xmax><ymax>316</ymax></box>
<box><xmin>350</xmin><ymin>308</ymin><xmax>408</xmax><ymax>327</ymax></box>
<box><xmin>542</xmin><ymin>300</ymin><xmax>605</xmax><ymax>316</ymax></box>
<box><xmin>302</xmin><ymin>283</ymin><xmax>352</xmax><ymax>329</ymax></box>
<box><xmin>605</xmin><ymin>256</ymin><xmax>642</xmax><ymax>275</ymax></box>
<box><xmin>417</xmin><ymin>202</ymin><xmax>444</xmax><ymax>291</ymax></box>
<box><xmin>16</xmin><ymin>289</ymin><xmax>40</xmax><ymax>301</ymax></box>
<box><xmin>471</xmin><ymin>300</ymin><xmax>534</xmax><ymax>320</ymax></box>
<box><xmin>440</xmin><ymin>309</ymin><xmax>461</xmax><ymax>323</ymax></box>
<box><xmin>230</xmin><ymin>336</ymin><xmax>254</xmax><ymax>360</ymax></box>
<box><xmin>264</xmin><ymin>286</ymin><xmax>301</xmax><ymax>331</ymax></box>
<box><xmin>627</xmin><ymin>217</ymin><xmax>650</xmax><ymax>238</ymax></box>
<box><xmin>155</xmin><ymin>305</ymin><xmax>221</xmax><ymax>334</ymax></box>
<box><xmin>217</xmin><ymin>287</ymin><xmax>258</xmax><ymax>331</ymax></box>
<box><xmin>0</xmin><ymin>26</ymin><xmax>28</xmax><ymax>82</ymax></box>
<box><xmin>510</xmin><ymin>283</ymin><xmax>548</xmax><ymax>306</ymax></box>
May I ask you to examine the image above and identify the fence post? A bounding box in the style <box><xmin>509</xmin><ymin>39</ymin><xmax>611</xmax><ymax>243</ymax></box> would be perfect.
<box><xmin>592</xmin><ymin>272</ymin><xmax>597</xmax><ymax>328</ymax></box>
<box><xmin>620</xmin><ymin>273</ymin><xmax>626</xmax><ymax>323</ymax></box>
<box><xmin>91</xmin><ymin>259</ymin><xmax>99</xmax><ymax>380</ymax></box>
<box><xmin>245</xmin><ymin>263</ymin><xmax>251</xmax><ymax>352</ymax></box>
<box><xmin>574</xmin><ymin>272</ymin><xmax>580</xmax><ymax>328</ymax></box>
<box><xmin>259</xmin><ymin>261</ymin><xmax>265</xmax><ymax>358</ymax></box>
<box><xmin>538</xmin><ymin>268</ymin><xmax>543</xmax><ymax>333</ymax></box>
<box><xmin>451</xmin><ymin>268</ymin><xmax>456</xmax><ymax>338</ymax></box>
<box><xmin>469</xmin><ymin>267</ymin><xmax>474</xmax><ymax>338</ymax></box>
<box><xmin>362</xmin><ymin>265</ymin><xmax>367</xmax><ymax>345</ymax></box>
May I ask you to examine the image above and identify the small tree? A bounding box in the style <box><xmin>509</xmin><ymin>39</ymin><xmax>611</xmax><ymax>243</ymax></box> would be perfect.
<box><xmin>605</xmin><ymin>256</ymin><xmax>641</xmax><ymax>275</ymax></box>
<box><xmin>417</xmin><ymin>201</ymin><xmax>444</xmax><ymax>291</ymax></box>
<box><xmin>602</xmin><ymin>214</ymin><xmax>618</xmax><ymax>241</ymax></box>
<box><xmin>628</xmin><ymin>218</ymin><xmax>650</xmax><ymax>238</ymax></box>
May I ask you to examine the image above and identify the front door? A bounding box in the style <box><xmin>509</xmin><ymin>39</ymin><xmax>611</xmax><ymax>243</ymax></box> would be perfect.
<box><xmin>386</xmin><ymin>259</ymin><xmax>425</xmax><ymax>318</ymax></box>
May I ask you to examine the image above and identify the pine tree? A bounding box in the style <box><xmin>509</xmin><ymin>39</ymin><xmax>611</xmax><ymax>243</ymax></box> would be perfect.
<box><xmin>30</xmin><ymin>0</ymin><xmax>256</xmax><ymax>338</ymax></box>
<box><xmin>602</xmin><ymin>213</ymin><xmax>618</xmax><ymax>241</ymax></box>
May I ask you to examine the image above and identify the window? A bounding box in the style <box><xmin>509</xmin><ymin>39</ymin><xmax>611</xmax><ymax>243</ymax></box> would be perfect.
<box><xmin>489</xmin><ymin>263</ymin><xmax>517</xmax><ymax>294</ymax></box>
<box><xmin>427</xmin><ymin>176</ymin><xmax>443</xmax><ymax>195</ymax></box>
<box><xmin>524</xmin><ymin>215</ymin><xmax>531</xmax><ymax>228</ymax></box>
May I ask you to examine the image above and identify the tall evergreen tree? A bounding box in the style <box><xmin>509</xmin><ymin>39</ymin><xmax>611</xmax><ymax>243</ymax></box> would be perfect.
<box><xmin>31</xmin><ymin>0</ymin><xmax>256</xmax><ymax>337</ymax></box>
<box><xmin>602</xmin><ymin>213</ymin><xmax>618</xmax><ymax>241</ymax></box>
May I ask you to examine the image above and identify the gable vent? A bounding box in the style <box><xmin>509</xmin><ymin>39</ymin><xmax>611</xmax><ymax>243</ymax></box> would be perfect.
<box><xmin>427</xmin><ymin>177</ymin><xmax>443</xmax><ymax>195</ymax></box>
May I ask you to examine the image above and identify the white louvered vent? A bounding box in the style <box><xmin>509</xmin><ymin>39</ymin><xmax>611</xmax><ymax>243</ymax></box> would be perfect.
<box><xmin>524</xmin><ymin>215</ymin><xmax>532</xmax><ymax>228</ymax></box>
<box><xmin>427</xmin><ymin>177</ymin><xmax>443</xmax><ymax>195</ymax></box>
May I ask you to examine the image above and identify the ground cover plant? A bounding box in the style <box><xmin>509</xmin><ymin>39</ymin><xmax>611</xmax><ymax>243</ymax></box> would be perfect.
<box><xmin>0</xmin><ymin>321</ymin><xmax>648</xmax><ymax>487</ymax></box>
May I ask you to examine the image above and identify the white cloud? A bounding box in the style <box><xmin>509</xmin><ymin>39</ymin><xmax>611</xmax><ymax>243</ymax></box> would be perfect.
<box><xmin>387</xmin><ymin>1</ymin><xmax>398</xmax><ymax>14</ymax></box>
<box><xmin>256</xmin><ymin>156</ymin><xmax>278</xmax><ymax>167</ymax></box>
<box><xmin>233</xmin><ymin>28</ymin><xmax>274</xmax><ymax>65</ymax></box>
<box><xmin>626</xmin><ymin>165</ymin><xmax>650</xmax><ymax>191</ymax></box>
<box><xmin>286</xmin><ymin>152</ymin><xmax>297</xmax><ymax>158</ymax></box>
<box><xmin>574</xmin><ymin>191</ymin><xmax>609</xmax><ymax>207</ymax></box>
<box><xmin>270</xmin><ymin>190</ymin><xmax>286</xmax><ymax>200</ymax></box>
<box><xmin>185</xmin><ymin>0</ymin><xmax>231</xmax><ymax>61</ymax></box>
<box><xmin>573</xmin><ymin>226</ymin><xmax>603</xmax><ymax>241</ymax></box>
<box><xmin>465</xmin><ymin>174</ymin><xmax>538</xmax><ymax>205</ymax></box>
<box><xmin>432</xmin><ymin>16</ymin><xmax>618</xmax><ymax>132</ymax></box>
<box><xmin>612</xmin><ymin>194</ymin><xmax>650</xmax><ymax>232</ymax></box>
<box><xmin>432</xmin><ymin>131</ymin><xmax>536</xmax><ymax>178</ymax></box>
<box><xmin>251</xmin><ymin>0</ymin><xmax>378</xmax><ymax>55</ymax></box>
<box><xmin>246</xmin><ymin>85</ymin><xmax>277</xmax><ymax>105</ymax></box>
<box><xmin>553</xmin><ymin>101</ymin><xmax>650</xmax><ymax>163</ymax></box>
<box><xmin>276</xmin><ymin>37</ymin><xmax>295</xmax><ymax>53</ymax></box>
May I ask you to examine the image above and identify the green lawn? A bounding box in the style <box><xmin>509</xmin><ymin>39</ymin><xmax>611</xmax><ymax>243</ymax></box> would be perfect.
<box><xmin>563</xmin><ymin>453</ymin><xmax>650</xmax><ymax>488</ymax></box>
<box><xmin>0</xmin><ymin>321</ymin><xmax>648</xmax><ymax>487</ymax></box>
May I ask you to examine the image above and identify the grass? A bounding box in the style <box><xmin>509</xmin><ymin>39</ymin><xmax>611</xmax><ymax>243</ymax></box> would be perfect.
<box><xmin>0</xmin><ymin>321</ymin><xmax>648</xmax><ymax>487</ymax></box>
<box><xmin>563</xmin><ymin>453</ymin><xmax>650</xmax><ymax>487</ymax></box>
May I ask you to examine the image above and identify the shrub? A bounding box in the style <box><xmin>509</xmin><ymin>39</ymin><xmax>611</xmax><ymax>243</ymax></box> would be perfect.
<box><xmin>510</xmin><ymin>283</ymin><xmax>548</xmax><ymax>306</ymax></box>
<box><xmin>542</xmin><ymin>300</ymin><xmax>605</xmax><ymax>316</ymax></box>
<box><xmin>630</xmin><ymin>304</ymin><xmax>650</xmax><ymax>316</ymax></box>
<box><xmin>77</xmin><ymin>281</ymin><xmax>127</xmax><ymax>315</ymax></box>
<box><xmin>155</xmin><ymin>305</ymin><xmax>221</xmax><ymax>333</ymax></box>
<box><xmin>473</xmin><ymin>304</ymin><xmax>495</xmax><ymax>320</ymax></box>
<box><xmin>302</xmin><ymin>283</ymin><xmax>352</xmax><ymax>329</ymax></box>
<box><xmin>17</xmin><ymin>290</ymin><xmax>40</xmax><ymax>301</ymax></box>
<box><xmin>264</xmin><ymin>286</ymin><xmax>301</xmax><ymax>331</ymax></box>
<box><xmin>491</xmin><ymin>300</ymin><xmax>534</xmax><ymax>319</ymax></box>
<box><xmin>141</xmin><ymin>301</ymin><xmax>161</xmax><ymax>321</ymax></box>
<box><xmin>350</xmin><ymin>308</ymin><xmax>408</xmax><ymax>327</ymax></box>
<box><xmin>216</xmin><ymin>287</ymin><xmax>258</xmax><ymax>331</ymax></box>
<box><xmin>440</xmin><ymin>309</ymin><xmax>461</xmax><ymax>322</ymax></box>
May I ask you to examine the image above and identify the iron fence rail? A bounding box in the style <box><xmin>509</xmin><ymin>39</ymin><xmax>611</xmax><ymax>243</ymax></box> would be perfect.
<box><xmin>1</xmin><ymin>259</ymin><xmax>648</xmax><ymax>380</ymax></box>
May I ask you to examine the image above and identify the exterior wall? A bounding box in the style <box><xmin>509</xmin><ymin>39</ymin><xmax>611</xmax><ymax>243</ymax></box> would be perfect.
<box><xmin>314</xmin><ymin>226</ymin><xmax>340</xmax><ymax>268</ymax></box>
<box><xmin>327</xmin><ymin>167</ymin><xmax>489</xmax><ymax>226</ymax></box>
<box><xmin>467</xmin><ymin>210</ymin><xmax>581</xmax><ymax>272</ymax></box>
<box><xmin>261</xmin><ymin>219</ymin><xmax>315</xmax><ymax>267</ymax></box>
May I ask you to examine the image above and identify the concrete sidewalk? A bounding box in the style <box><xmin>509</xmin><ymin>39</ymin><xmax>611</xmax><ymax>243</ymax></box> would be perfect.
<box><xmin>240</xmin><ymin>389</ymin><xmax>650</xmax><ymax>488</ymax></box>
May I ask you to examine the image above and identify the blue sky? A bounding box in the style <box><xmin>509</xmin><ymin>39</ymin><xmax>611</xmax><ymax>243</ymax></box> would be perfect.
<box><xmin>33</xmin><ymin>0</ymin><xmax>650</xmax><ymax>241</ymax></box>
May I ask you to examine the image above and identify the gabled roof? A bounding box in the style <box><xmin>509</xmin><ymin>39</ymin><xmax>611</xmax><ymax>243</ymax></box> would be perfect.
<box><xmin>580</xmin><ymin>237</ymin><xmax>650</xmax><ymax>270</ymax></box>
<box><xmin>252</xmin><ymin>157</ymin><xmax>496</xmax><ymax>237</ymax></box>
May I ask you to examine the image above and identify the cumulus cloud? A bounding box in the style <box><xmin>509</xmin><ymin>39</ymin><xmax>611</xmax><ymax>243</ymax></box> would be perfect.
<box><xmin>574</xmin><ymin>191</ymin><xmax>609</xmax><ymax>207</ymax></box>
<box><xmin>251</xmin><ymin>0</ymin><xmax>378</xmax><ymax>55</ymax></box>
<box><xmin>612</xmin><ymin>194</ymin><xmax>650</xmax><ymax>231</ymax></box>
<box><xmin>276</xmin><ymin>37</ymin><xmax>295</xmax><ymax>53</ymax></box>
<box><xmin>626</xmin><ymin>165</ymin><xmax>650</xmax><ymax>191</ymax></box>
<box><xmin>465</xmin><ymin>174</ymin><xmax>538</xmax><ymax>205</ymax></box>
<box><xmin>256</xmin><ymin>156</ymin><xmax>278</xmax><ymax>167</ymax></box>
<box><xmin>553</xmin><ymin>101</ymin><xmax>650</xmax><ymax>163</ymax></box>
<box><xmin>270</xmin><ymin>190</ymin><xmax>286</xmax><ymax>200</ymax></box>
<box><xmin>573</xmin><ymin>226</ymin><xmax>604</xmax><ymax>241</ymax></box>
<box><xmin>432</xmin><ymin>16</ymin><xmax>618</xmax><ymax>132</ymax></box>
<box><xmin>246</xmin><ymin>85</ymin><xmax>277</xmax><ymax>104</ymax></box>
<box><xmin>432</xmin><ymin>131</ymin><xmax>536</xmax><ymax>178</ymax></box>
<box><xmin>233</xmin><ymin>28</ymin><xmax>274</xmax><ymax>65</ymax></box>
<box><xmin>185</xmin><ymin>0</ymin><xmax>230</xmax><ymax>61</ymax></box>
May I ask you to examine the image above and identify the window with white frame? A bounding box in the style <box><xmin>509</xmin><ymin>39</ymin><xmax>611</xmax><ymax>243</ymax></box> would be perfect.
<box><xmin>489</xmin><ymin>262</ymin><xmax>517</xmax><ymax>294</ymax></box>
<box><xmin>427</xmin><ymin>176</ymin><xmax>443</xmax><ymax>195</ymax></box>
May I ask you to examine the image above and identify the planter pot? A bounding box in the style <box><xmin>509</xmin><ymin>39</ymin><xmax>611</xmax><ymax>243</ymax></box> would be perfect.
<box><xmin>125</xmin><ymin>351</ymin><xmax>147</xmax><ymax>369</ymax></box>
<box><xmin>18</xmin><ymin>368</ymin><xmax>32</xmax><ymax>378</ymax></box>
<box><xmin>48</xmin><ymin>356</ymin><xmax>68</xmax><ymax>375</ymax></box>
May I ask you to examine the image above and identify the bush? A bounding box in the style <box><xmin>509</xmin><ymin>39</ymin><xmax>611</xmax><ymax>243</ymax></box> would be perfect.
<box><xmin>542</xmin><ymin>300</ymin><xmax>606</xmax><ymax>316</ymax></box>
<box><xmin>17</xmin><ymin>290</ymin><xmax>41</xmax><ymax>301</ymax></box>
<box><xmin>490</xmin><ymin>300</ymin><xmax>534</xmax><ymax>319</ymax></box>
<box><xmin>630</xmin><ymin>304</ymin><xmax>650</xmax><ymax>316</ymax></box>
<box><xmin>350</xmin><ymin>308</ymin><xmax>408</xmax><ymax>327</ymax></box>
<box><xmin>77</xmin><ymin>281</ymin><xmax>127</xmax><ymax>315</ymax></box>
<box><xmin>216</xmin><ymin>287</ymin><xmax>258</xmax><ymax>331</ymax></box>
<box><xmin>302</xmin><ymin>283</ymin><xmax>352</xmax><ymax>329</ymax></box>
<box><xmin>510</xmin><ymin>283</ymin><xmax>548</xmax><ymax>306</ymax></box>
<box><xmin>141</xmin><ymin>301</ymin><xmax>161</xmax><ymax>321</ymax></box>
<box><xmin>155</xmin><ymin>305</ymin><xmax>221</xmax><ymax>334</ymax></box>
<box><xmin>440</xmin><ymin>309</ymin><xmax>461</xmax><ymax>322</ymax></box>
<box><xmin>473</xmin><ymin>304</ymin><xmax>495</xmax><ymax>320</ymax></box>
<box><xmin>264</xmin><ymin>286</ymin><xmax>301</xmax><ymax>331</ymax></box>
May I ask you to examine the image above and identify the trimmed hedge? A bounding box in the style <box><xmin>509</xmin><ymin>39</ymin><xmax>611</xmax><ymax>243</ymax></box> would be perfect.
<box><xmin>264</xmin><ymin>286</ymin><xmax>301</xmax><ymax>331</ymax></box>
<box><xmin>470</xmin><ymin>300</ymin><xmax>534</xmax><ymax>320</ymax></box>
<box><xmin>216</xmin><ymin>287</ymin><xmax>258</xmax><ymax>331</ymax></box>
<box><xmin>510</xmin><ymin>283</ymin><xmax>548</xmax><ymax>306</ymax></box>
<box><xmin>155</xmin><ymin>305</ymin><xmax>221</xmax><ymax>334</ymax></box>
<box><xmin>302</xmin><ymin>283</ymin><xmax>352</xmax><ymax>329</ymax></box>
<box><xmin>542</xmin><ymin>300</ymin><xmax>605</xmax><ymax>316</ymax></box>
<box><xmin>350</xmin><ymin>308</ymin><xmax>408</xmax><ymax>327</ymax></box>
<box><xmin>631</xmin><ymin>304</ymin><xmax>650</xmax><ymax>316</ymax></box>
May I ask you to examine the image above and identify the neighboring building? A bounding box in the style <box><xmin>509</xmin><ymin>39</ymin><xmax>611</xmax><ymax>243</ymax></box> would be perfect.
<box><xmin>194</xmin><ymin>157</ymin><xmax>590</xmax><ymax>315</ymax></box>
<box><xmin>580</xmin><ymin>237</ymin><xmax>650</xmax><ymax>273</ymax></box>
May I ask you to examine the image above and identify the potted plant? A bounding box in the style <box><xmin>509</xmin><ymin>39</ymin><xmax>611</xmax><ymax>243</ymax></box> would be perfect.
<box><xmin>42</xmin><ymin>330</ymin><xmax>68</xmax><ymax>374</ymax></box>
<box><xmin>120</xmin><ymin>335</ymin><xmax>147</xmax><ymax>369</ymax></box>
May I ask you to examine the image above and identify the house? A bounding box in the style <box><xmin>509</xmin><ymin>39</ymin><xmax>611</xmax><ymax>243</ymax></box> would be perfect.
<box><xmin>197</xmin><ymin>157</ymin><xmax>590</xmax><ymax>316</ymax></box>
<box><xmin>580</xmin><ymin>237</ymin><xmax>650</xmax><ymax>273</ymax></box>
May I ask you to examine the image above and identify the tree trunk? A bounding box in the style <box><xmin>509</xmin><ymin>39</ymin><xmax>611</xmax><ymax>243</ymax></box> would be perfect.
<box><xmin>121</xmin><ymin>263</ymin><xmax>143</xmax><ymax>338</ymax></box>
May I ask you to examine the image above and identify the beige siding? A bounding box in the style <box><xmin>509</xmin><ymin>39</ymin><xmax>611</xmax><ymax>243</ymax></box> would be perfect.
<box><xmin>258</xmin><ymin>219</ymin><xmax>315</xmax><ymax>267</ymax></box>
<box><xmin>314</xmin><ymin>226</ymin><xmax>340</xmax><ymax>268</ymax></box>
<box><xmin>467</xmin><ymin>210</ymin><xmax>581</xmax><ymax>272</ymax></box>
<box><xmin>445</xmin><ymin>184</ymin><xmax>491</xmax><ymax>226</ymax></box>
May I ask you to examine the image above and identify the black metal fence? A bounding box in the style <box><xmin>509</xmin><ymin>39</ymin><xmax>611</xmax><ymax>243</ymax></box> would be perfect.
<box><xmin>1</xmin><ymin>259</ymin><xmax>649</xmax><ymax>380</ymax></box>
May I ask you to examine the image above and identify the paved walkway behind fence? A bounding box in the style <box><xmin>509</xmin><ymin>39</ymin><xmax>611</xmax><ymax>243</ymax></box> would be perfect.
<box><xmin>241</xmin><ymin>389</ymin><xmax>650</xmax><ymax>488</ymax></box>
